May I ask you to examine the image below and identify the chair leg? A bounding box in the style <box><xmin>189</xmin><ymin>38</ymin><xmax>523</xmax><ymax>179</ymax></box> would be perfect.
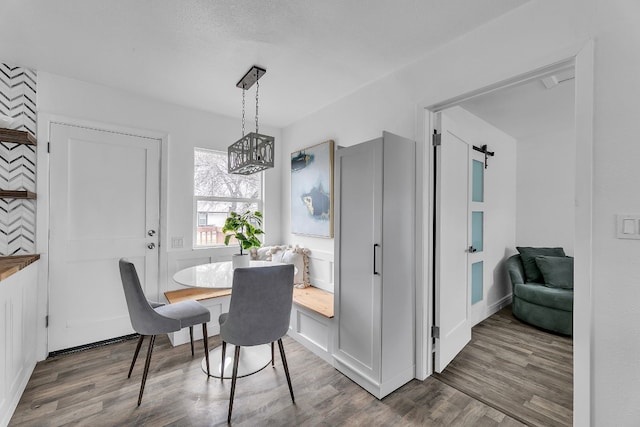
<box><xmin>278</xmin><ymin>338</ymin><xmax>295</xmax><ymax>403</ymax></box>
<box><xmin>271</xmin><ymin>341</ymin><xmax>275</xmax><ymax>367</ymax></box>
<box><xmin>138</xmin><ymin>334</ymin><xmax>156</xmax><ymax>406</ymax></box>
<box><xmin>221</xmin><ymin>341</ymin><xmax>227</xmax><ymax>379</ymax></box>
<box><xmin>202</xmin><ymin>323</ymin><xmax>210</xmax><ymax>377</ymax></box>
<box><xmin>128</xmin><ymin>335</ymin><xmax>145</xmax><ymax>378</ymax></box>
<box><xmin>189</xmin><ymin>325</ymin><xmax>195</xmax><ymax>356</ymax></box>
<box><xmin>228</xmin><ymin>345</ymin><xmax>241</xmax><ymax>423</ymax></box>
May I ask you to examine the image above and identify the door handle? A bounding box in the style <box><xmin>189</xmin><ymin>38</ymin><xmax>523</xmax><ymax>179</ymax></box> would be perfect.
<box><xmin>468</xmin><ymin>246</ymin><xmax>477</xmax><ymax>253</ymax></box>
<box><xmin>148</xmin><ymin>230</ymin><xmax>156</xmax><ymax>236</ymax></box>
<box><xmin>373</xmin><ymin>243</ymin><xmax>380</xmax><ymax>275</ymax></box>
<box><xmin>147</xmin><ymin>243</ymin><xmax>156</xmax><ymax>250</ymax></box>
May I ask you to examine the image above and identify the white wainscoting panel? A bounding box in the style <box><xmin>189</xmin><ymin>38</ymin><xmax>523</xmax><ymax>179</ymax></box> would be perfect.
<box><xmin>0</xmin><ymin>262</ymin><xmax>38</xmax><ymax>427</ymax></box>
<box><xmin>307</xmin><ymin>249</ymin><xmax>334</xmax><ymax>293</ymax></box>
<box><xmin>288</xmin><ymin>304</ymin><xmax>334</xmax><ymax>364</ymax></box>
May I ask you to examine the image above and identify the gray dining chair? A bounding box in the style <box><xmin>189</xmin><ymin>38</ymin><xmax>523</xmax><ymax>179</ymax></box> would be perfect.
<box><xmin>219</xmin><ymin>264</ymin><xmax>295</xmax><ymax>423</ymax></box>
<box><xmin>119</xmin><ymin>259</ymin><xmax>211</xmax><ymax>405</ymax></box>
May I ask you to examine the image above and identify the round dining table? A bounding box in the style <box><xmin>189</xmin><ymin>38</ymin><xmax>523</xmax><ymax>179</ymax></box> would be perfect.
<box><xmin>172</xmin><ymin>260</ymin><xmax>276</xmax><ymax>379</ymax></box>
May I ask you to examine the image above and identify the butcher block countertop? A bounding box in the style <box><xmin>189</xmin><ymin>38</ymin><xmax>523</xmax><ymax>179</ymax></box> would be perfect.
<box><xmin>0</xmin><ymin>255</ymin><xmax>40</xmax><ymax>281</ymax></box>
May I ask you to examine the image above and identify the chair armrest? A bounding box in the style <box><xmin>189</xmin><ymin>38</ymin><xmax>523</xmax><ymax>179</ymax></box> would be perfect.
<box><xmin>506</xmin><ymin>255</ymin><xmax>526</xmax><ymax>286</ymax></box>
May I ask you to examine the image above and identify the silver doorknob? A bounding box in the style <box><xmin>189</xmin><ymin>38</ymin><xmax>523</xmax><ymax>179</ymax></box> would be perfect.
<box><xmin>148</xmin><ymin>230</ymin><xmax>156</xmax><ymax>236</ymax></box>
<box><xmin>147</xmin><ymin>243</ymin><xmax>156</xmax><ymax>249</ymax></box>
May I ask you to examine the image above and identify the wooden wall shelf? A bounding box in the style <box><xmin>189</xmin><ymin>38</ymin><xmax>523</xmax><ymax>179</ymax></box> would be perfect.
<box><xmin>0</xmin><ymin>190</ymin><xmax>37</xmax><ymax>199</ymax></box>
<box><xmin>0</xmin><ymin>128</ymin><xmax>37</xmax><ymax>145</ymax></box>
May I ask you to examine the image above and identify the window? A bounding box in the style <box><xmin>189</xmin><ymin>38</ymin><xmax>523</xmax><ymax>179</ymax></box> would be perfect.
<box><xmin>194</xmin><ymin>148</ymin><xmax>263</xmax><ymax>247</ymax></box>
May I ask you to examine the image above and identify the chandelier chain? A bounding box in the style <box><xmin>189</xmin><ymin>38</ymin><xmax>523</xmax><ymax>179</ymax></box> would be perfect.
<box><xmin>255</xmin><ymin>78</ymin><xmax>260</xmax><ymax>133</ymax></box>
<box><xmin>241</xmin><ymin>88</ymin><xmax>246</xmax><ymax>137</ymax></box>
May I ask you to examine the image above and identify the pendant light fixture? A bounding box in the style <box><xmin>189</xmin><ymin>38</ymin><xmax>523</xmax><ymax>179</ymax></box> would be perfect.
<box><xmin>228</xmin><ymin>66</ymin><xmax>275</xmax><ymax>175</ymax></box>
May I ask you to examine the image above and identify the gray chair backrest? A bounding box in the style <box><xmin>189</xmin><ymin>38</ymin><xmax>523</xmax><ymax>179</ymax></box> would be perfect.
<box><xmin>506</xmin><ymin>254</ymin><xmax>526</xmax><ymax>287</ymax></box>
<box><xmin>119</xmin><ymin>259</ymin><xmax>181</xmax><ymax>335</ymax></box>
<box><xmin>222</xmin><ymin>264</ymin><xmax>294</xmax><ymax>347</ymax></box>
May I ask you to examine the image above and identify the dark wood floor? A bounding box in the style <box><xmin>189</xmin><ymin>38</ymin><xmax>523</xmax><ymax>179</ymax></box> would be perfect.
<box><xmin>435</xmin><ymin>307</ymin><xmax>573</xmax><ymax>427</ymax></box>
<box><xmin>9</xmin><ymin>307</ymin><xmax>570</xmax><ymax>426</ymax></box>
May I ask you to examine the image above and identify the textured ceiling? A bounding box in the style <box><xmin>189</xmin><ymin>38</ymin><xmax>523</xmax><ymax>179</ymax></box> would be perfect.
<box><xmin>0</xmin><ymin>0</ymin><xmax>529</xmax><ymax>127</ymax></box>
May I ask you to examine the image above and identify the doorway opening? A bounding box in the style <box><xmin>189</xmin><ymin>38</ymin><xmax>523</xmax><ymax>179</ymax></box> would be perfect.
<box><xmin>428</xmin><ymin>61</ymin><xmax>576</xmax><ymax>424</ymax></box>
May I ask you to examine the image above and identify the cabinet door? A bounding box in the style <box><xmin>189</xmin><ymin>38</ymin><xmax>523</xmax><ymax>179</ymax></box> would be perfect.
<box><xmin>334</xmin><ymin>138</ymin><xmax>382</xmax><ymax>382</ymax></box>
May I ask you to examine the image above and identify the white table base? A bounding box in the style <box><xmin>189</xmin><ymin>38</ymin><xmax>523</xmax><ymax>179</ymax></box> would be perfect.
<box><xmin>201</xmin><ymin>343</ymin><xmax>271</xmax><ymax>379</ymax></box>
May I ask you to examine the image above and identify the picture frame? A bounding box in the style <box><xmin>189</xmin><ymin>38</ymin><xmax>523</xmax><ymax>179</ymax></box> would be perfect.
<box><xmin>290</xmin><ymin>140</ymin><xmax>334</xmax><ymax>237</ymax></box>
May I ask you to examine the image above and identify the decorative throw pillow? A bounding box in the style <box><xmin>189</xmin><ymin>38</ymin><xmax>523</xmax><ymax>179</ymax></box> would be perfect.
<box><xmin>534</xmin><ymin>256</ymin><xmax>574</xmax><ymax>289</ymax></box>
<box><xmin>288</xmin><ymin>245</ymin><xmax>311</xmax><ymax>288</ymax></box>
<box><xmin>250</xmin><ymin>246</ymin><xmax>273</xmax><ymax>261</ymax></box>
<box><xmin>266</xmin><ymin>245</ymin><xmax>285</xmax><ymax>262</ymax></box>
<box><xmin>516</xmin><ymin>247</ymin><xmax>566</xmax><ymax>283</ymax></box>
<box><xmin>265</xmin><ymin>245</ymin><xmax>311</xmax><ymax>288</ymax></box>
<box><xmin>280</xmin><ymin>250</ymin><xmax>305</xmax><ymax>287</ymax></box>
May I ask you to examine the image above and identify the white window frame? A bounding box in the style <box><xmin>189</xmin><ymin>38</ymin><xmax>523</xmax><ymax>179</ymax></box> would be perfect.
<box><xmin>193</xmin><ymin>148</ymin><xmax>264</xmax><ymax>248</ymax></box>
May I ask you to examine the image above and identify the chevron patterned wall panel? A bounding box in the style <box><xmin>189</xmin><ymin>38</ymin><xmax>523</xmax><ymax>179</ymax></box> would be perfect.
<box><xmin>0</xmin><ymin>62</ymin><xmax>37</xmax><ymax>255</ymax></box>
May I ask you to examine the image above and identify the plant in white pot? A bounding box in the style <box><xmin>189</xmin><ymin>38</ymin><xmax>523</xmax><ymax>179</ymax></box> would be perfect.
<box><xmin>222</xmin><ymin>210</ymin><xmax>264</xmax><ymax>269</ymax></box>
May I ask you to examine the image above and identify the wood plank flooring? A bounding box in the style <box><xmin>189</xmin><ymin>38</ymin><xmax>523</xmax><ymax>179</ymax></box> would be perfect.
<box><xmin>9</xmin><ymin>306</ymin><xmax>569</xmax><ymax>426</ymax></box>
<box><xmin>435</xmin><ymin>306</ymin><xmax>573</xmax><ymax>427</ymax></box>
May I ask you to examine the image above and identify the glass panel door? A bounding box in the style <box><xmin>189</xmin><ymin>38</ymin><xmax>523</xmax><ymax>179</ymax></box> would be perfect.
<box><xmin>471</xmin><ymin>261</ymin><xmax>483</xmax><ymax>305</ymax></box>
<box><xmin>472</xmin><ymin>159</ymin><xmax>484</xmax><ymax>202</ymax></box>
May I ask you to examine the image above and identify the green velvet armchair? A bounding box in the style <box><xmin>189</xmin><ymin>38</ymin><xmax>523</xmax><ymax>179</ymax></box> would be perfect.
<box><xmin>506</xmin><ymin>254</ymin><xmax>573</xmax><ymax>336</ymax></box>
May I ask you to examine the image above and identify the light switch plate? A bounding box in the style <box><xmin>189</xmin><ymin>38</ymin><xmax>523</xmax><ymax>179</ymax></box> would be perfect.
<box><xmin>616</xmin><ymin>215</ymin><xmax>640</xmax><ymax>239</ymax></box>
<box><xmin>171</xmin><ymin>237</ymin><xmax>184</xmax><ymax>248</ymax></box>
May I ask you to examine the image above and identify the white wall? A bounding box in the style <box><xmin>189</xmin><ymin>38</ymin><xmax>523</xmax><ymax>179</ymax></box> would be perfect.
<box><xmin>280</xmin><ymin>0</ymin><xmax>640</xmax><ymax>424</ymax></box>
<box><xmin>591</xmin><ymin>1</ymin><xmax>640</xmax><ymax>424</ymax></box>
<box><xmin>37</xmin><ymin>72</ymin><xmax>283</xmax><ymax>253</ymax></box>
<box><xmin>516</xmin><ymin>128</ymin><xmax>576</xmax><ymax>255</ymax></box>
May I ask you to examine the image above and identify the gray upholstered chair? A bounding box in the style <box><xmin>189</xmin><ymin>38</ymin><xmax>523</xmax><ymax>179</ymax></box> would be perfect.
<box><xmin>119</xmin><ymin>259</ymin><xmax>211</xmax><ymax>405</ymax></box>
<box><xmin>219</xmin><ymin>264</ymin><xmax>295</xmax><ymax>422</ymax></box>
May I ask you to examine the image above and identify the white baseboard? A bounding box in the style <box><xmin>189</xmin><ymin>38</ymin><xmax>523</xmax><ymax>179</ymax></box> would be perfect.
<box><xmin>488</xmin><ymin>294</ymin><xmax>513</xmax><ymax>317</ymax></box>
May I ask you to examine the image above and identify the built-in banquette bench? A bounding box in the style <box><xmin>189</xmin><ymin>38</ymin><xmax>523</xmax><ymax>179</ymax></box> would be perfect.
<box><xmin>165</xmin><ymin>247</ymin><xmax>335</xmax><ymax>363</ymax></box>
<box><xmin>165</xmin><ymin>285</ymin><xmax>333</xmax><ymax>318</ymax></box>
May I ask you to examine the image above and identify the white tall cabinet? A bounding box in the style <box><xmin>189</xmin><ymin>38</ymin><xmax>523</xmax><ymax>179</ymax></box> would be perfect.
<box><xmin>333</xmin><ymin>131</ymin><xmax>415</xmax><ymax>399</ymax></box>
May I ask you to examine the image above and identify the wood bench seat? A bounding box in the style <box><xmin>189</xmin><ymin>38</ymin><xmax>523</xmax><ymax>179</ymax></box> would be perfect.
<box><xmin>164</xmin><ymin>288</ymin><xmax>231</xmax><ymax>304</ymax></box>
<box><xmin>164</xmin><ymin>285</ymin><xmax>334</xmax><ymax>318</ymax></box>
<box><xmin>292</xmin><ymin>286</ymin><xmax>334</xmax><ymax>318</ymax></box>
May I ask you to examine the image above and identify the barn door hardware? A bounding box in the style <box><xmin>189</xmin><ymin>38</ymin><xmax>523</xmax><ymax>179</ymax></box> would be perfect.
<box><xmin>472</xmin><ymin>144</ymin><xmax>494</xmax><ymax>169</ymax></box>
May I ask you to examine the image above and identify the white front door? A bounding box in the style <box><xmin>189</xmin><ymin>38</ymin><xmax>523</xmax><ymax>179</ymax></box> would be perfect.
<box><xmin>48</xmin><ymin>123</ymin><xmax>160</xmax><ymax>352</ymax></box>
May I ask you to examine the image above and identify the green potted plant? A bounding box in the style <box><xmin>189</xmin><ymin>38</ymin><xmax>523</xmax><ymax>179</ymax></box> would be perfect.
<box><xmin>222</xmin><ymin>210</ymin><xmax>264</xmax><ymax>268</ymax></box>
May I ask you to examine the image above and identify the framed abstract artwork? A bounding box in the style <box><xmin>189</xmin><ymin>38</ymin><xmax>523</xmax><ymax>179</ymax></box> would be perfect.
<box><xmin>290</xmin><ymin>140</ymin><xmax>334</xmax><ymax>237</ymax></box>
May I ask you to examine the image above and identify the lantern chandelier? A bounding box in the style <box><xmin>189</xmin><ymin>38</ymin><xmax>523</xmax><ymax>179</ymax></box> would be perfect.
<box><xmin>228</xmin><ymin>65</ymin><xmax>275</xmax><ymax>175</ymax></box>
